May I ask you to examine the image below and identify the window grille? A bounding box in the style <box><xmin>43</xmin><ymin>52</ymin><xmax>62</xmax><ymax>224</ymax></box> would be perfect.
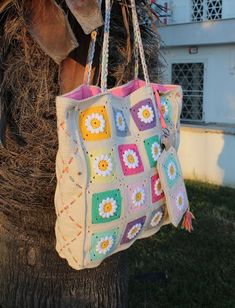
<box><xmin>172</xmin><ymin>63</ymin><xmax>204</xmax><ymax>122</ymax></box>
<box><xmin>192</xmin><ymin>0</ymin><xmax>222</xmax><ymax>21</ymax></box>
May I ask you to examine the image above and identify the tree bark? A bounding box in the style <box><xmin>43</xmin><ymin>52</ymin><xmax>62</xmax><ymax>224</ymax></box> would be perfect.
<box><xmin>0</xmin><ymin>3</ymin><xmax>129</xmax><ymax>307</ymax></box>
<box><xmin>0</xmin><ymin>211</ymin><xmax>128</xmax><ymax>308</ymax></box>
<box><xmin>0</xmin><ymin>1</ymin><xmax>161</xmax><ymax>306</ymax></box>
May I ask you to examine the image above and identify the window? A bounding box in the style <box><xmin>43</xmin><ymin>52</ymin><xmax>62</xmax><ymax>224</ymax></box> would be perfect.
<box><xmin>192</xmin><ymin>0</ymin><xmax>222</xmax><ymax>22</ymax></box>
<box><xmin>172</xmin><ymin>63</ymin><xmax>204</xmax><ymax>122</ymax></box>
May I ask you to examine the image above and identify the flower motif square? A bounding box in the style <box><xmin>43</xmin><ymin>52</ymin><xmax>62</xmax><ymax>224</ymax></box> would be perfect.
<box><xmin>118</xmin><ymin>144</ymin><xmax>144</xmax><ymax>176</ymax></box>
<box><xmin>160</xmin><ymin>96</ymin><xmax>172</xmax><ymax>124</ymax></box>
<box><xmin>175</xmin><ymin>188</ymin><xmax>187</xmax><ymax>213</ymax></box>
<box><xmin>120</xmin><ymin>216</ymin><xmax>146</xmax><ymax>244</ymax></box>
<box><xmin>127</xmin><ymin>183</ymin><xmax>148</xmax><ymax>212</ymax></box>
<box><xmin>164</xmin><ymin>155</ymin><xmax>180</xmax><ymax>188</ymax></box>
<box><xmin>130</xmin><ymin>99</ymin><xmax>156</xmax><ymax>131</ymax></box>
<box><xmin>90</xmin><ymin>228</ymin><xmax>119</xmax><ymax>261</ymax></box>
<box><xmin>144</xmin><ymin>135</ymin><xmax>162</xmax><ymax>168</ymax></box>
<box><xmin>112</xmin><ymin>108</ymin><xmax>130</xmax><ymax>137</ymax></box>
<box><xmin>151</xmin><ymin>173</ymin><xmax>165</xmax><ymax>203</ymax></box>
<box><xmin>92</xmin><ymin>189</ymin><xmax>122</xmax><ymax>224</ymax></box>
<box><xmin>79</xmin><ymin>105</ymin><xmax>111</xmax><ymax>141</ymax></box>
<box><xmin>148</xmin><ymin>207</ymin><xmax>165</xmax><ymax>229</ymax></box>
<box><xmin>88</xmin><ymin>149</ymin><xmax>115</xmax><ymax>184</ymax></box>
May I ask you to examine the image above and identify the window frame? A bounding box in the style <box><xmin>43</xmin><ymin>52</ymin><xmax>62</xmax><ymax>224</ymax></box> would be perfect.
<box><xmin>169</xmin><ymin>59</ymin><xmax>208</xmax><ymax>124</ymax></box>
<box><xmin>192</xmin><ymin>0</ymin><xmax>223</xmax><ymax>22</ymax></box>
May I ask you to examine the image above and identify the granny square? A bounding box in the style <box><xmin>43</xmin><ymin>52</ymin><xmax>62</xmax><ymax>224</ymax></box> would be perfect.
<box><xmin>148</xmin><ymin>207</ymin><xmax>165</xmax><ymax>229</ymax></box>
<box><xmin>151</xmin><ymin>173</ymin><xmax>165</xmax><ymax>203</ymax></box>
<box><xmin>160</xmin><ymin>96</ymin><xmax>172</xmax><ymax>124</ymax></box>
<box><xmin>87</xmin><ymin>148</ymin><xmax>116</xmax><ymax>184</ymax></box>
<box><xmin>144</xmin><ymin>135</ymin><xmax>162</xmax><ymax>168</ymax></box>
<box><xmin>79</xmin><ymin>105</ymin><xmax>111</xmax><ymax>141</ymax></box>
<box><xmin>163</xmin><ymin>154</ymin><xmax>180</xmax><ymax>188</ymax></box>
<box><xmin>90</xmin><ymin>228</ymin><xmax>119</xmax><ymax>261</ymax></box>
<box><xmin>130</xmin><ymin>98</ymin><xmax>156</xmax><ymax>131</ymax></box>
<box><xmin>118</xmin><ymin>144</ymin><xmax>144</xmax><ymax>176</ymax></box>
<box><xmin>127</xmin><ymin>182</ymin><xmax>148</xmax><ymax>212</ymax></box>
<box><xmin>120</xmin><ymin>216</ymin><xmax>146</xmax><ymax>244</ymax></box>
<box><xmin>92</xmin><ymin>189</ymin><xmax>122</xmax><ymax>224</ymax></box>
<box><xmin>112</xmin><ymin>107</ymin><xmax>130</xmax><ymax>137</ymax></box>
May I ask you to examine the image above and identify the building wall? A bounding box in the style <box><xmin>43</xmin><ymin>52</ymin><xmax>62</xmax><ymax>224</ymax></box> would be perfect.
<box><xmin>161</xmin><ymin>45</ymin><xmax>235</xmax><ymax>187</ymax></box>
<box><xmin>157</xmin><ymin>0</ymin><xmax>235</xmax><ymax>24</ymax></box>
<box><xmin>162</xmin><ymin>45</ymin><xmax>235</xmax><ymax>124</ymax></box>
<box><xmin>179</xmin><ymin>126</ymin><xmax>235</xmax><ymax>187</ymax></box>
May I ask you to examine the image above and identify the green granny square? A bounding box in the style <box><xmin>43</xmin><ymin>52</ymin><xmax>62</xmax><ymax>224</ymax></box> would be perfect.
<box><xmin>144</xmin><ymin>135</ymin><xmax>162</xmax><ymax>168</ymax></box>
<box><xmin>92</xmin><ymin>189</ymin><xmax>122</xmax><ymax>224</ymax></box>
<box><xmin>160</xmin><ymin>96</ymin><xmax>173</xmax><ymax>124</ymax></box>
<box><xmin>90</xmin><ymin>228</ymin><xmax>120</xmax><ymax>261</ymax></box>
<box><xmin>164</xmin><ymin>154</ymin><xmax>180</xmax><ymax>188</ymax></box>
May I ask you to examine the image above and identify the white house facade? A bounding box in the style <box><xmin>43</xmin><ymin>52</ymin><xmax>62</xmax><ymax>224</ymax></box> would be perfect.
<box><xmin>157</xmin><ymin>0</ymin><xmax>235</xmax><ymax>187</ymax></box>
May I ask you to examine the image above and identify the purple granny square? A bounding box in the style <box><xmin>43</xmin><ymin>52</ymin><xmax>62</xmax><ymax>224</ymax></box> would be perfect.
<box><xmin>120</xmin><ymin>216</ymin><xmax>146</xmax><ymax>244</ymax></box>
<box><xmin>130</xmin><ymin>99</ymin><xmax>156</xmax><ymax>131</ymax></box>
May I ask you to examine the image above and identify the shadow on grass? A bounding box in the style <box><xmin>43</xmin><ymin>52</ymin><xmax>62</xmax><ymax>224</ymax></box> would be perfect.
<box><xmin>128</xmin><ymin>180</ymin><xmax>235</xmax><ymax>308</ymax></box>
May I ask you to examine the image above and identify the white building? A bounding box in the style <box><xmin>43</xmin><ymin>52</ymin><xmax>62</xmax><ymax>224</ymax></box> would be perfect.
<box><xmin>157</xmin><ymin>0</ymin><xmax>235</xmax><ymax>187</ymax></box>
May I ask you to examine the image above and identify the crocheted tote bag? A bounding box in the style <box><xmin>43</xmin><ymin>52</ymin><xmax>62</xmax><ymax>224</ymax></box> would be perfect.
<box><xmin>54</xmin><ymin>0</ymin><xmax>183</xmax><ymax>270</ymax></box>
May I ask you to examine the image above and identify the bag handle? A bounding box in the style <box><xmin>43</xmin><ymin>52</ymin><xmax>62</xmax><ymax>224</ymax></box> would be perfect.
<box><xmin>84</xmin><ymin>0</ymin><xmax>167</xmax><ymax>133</ymax></box>
<box><xmin>100</xmin><ymin>0</ymin><xmax>111</xmax><ymax>92</ymax></box>
<box><xmin>101</xmin><ymin>0</ymin><xmax>153</xmax><ymax>92</ymax></box>
<box><xmin>130</xmin><ymin>0</ymin><xmax>150</xmax><ymax>84</ymax></box>
<box><xmin>83</xmin><ymin>30</ymin><xmax>98</xmax><ymax>85</ymax></box>
<box><xmin>83</xmin><ymin>0</ymin><xmax>103</xmax><ymax>85</ymax></box>
<box><xmin>85</xmin><ymin>0</ymin><xmax>150</xmax><ymax>91</ymax></box>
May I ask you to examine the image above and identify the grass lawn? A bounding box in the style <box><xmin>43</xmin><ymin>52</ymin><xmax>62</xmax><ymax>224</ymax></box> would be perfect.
<box><xmin>128</xmin><ymin>180</ymin><xmax>235</xmax><ymax>308</ymax></box>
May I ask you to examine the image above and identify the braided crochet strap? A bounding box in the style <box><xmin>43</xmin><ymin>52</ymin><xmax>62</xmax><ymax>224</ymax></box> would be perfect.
<box><xmin>130</xmin><ymin>0</ymin><xmax>150</xmax><ymax>84</ymax></box>
<box><xmin>101</xmin><ymin>0</ymin><xmax>111</xmax><ymax>92</ymax></box>
<box><xmin>133</xmin><ymin>17</ymin><xmax>139</xmax><ymax>79</ymax></box>
<box><xmin>83</xmin><ymin>0</ymin><xmax>103</xmax><ymax>85</ymax></box>
<box><xmin>83</xmin><ymin>30</ymin><xmax>98</xmax><ymax>85</ymax></box>
<box><xmin>100</xmin><ymin>0</ymin><xmax>150</xmax><ymax>92</ymax></box>
<box><xmin>130</xmin><ymin>0</ymin><xmax>166</xmax><ymax>133</ymax></box>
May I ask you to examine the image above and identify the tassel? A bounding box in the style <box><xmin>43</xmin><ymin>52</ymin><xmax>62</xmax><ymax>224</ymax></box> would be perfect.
<box><xmin>181</xmin><ymin>210</ymin><xmax>195</xmax><ymax>233</ymax></box>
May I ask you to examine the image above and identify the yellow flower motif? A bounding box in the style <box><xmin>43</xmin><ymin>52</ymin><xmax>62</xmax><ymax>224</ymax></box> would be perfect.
<box><xmin>131</xmin><ymin>187</ymin><xmax>146</xmax><ymax>207</ymax></box>
<box><xmin>161</xmin><ymin>101</ymin><xmax>169</xmax><ymax>117</ymax></box>
<box><xmin>176</xmin><ymin>192</ymin><xmax>184</xmax><ymax>211</ymax></box>
<box><xmin>93</xmin><ymin>154</ymin><xmax>113</xmax><ymax>177</ymax></box>
<box><xmin>151</xmin><ymin>142</ymin><xmax>161</xmax><ymax>161</ymax></box>
<box><xmin>98</xmin><ymin>197</ymin><xmax>117</xmax><ymax>218</ymax></box>
<box><xmin>154</xmin><ymin>178</ymin><xmax>163</xmax><ymax>196</ymax></box>
<box><xmin>115</xmin><ymin>112</ymin><xmax>126</xmax><ymax>131</ymax></box>
<box><xmin>85</xmin><ymin>113</ymin><xmax>105</xmax><ymax>134</ymax></box>
<box><xmin>167</xmin><ymin>161</ymin><xmax>177</xmax><ymax>180</ymax></box>
<box><xmin>123</xmin><ymin>149</ymin><xmax>139</xmax><ymax>169</ymax></box>
<box><xmin>137</xmin><ymin>105</ymin><xmax>154</xmax><ymax>124</ymax></box>
<box><xmin>150</xmin><ymin>211</ymin><xmax>163</xmax><ymax>227</ymax></box>
<box><xmin>96</xmin><ymin>236</ymin><xmax>114</xmax><ymax>254</ymax></box>
<box><xmin>127</xmin><ymin>223</ymin><xmax>142</xmax><ymax>240</ymax></box>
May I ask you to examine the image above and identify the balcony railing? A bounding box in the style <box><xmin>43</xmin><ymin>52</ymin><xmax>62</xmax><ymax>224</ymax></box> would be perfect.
<box><xmin>155</xmin><ymin>0</ymin><xmax>235</xmax><ymax>25</ymax></box>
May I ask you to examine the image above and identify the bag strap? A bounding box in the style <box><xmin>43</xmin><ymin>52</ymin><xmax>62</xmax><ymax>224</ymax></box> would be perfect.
<box><xmin>84</xmin><ymin>0</ymin><xmax>167</xmax><ymax>133</ymax></box>
<box><xmin>130</xmin><ymin>0</ymin><xmax>150</xmax><ymax>84</ymax></box>
<box><xmin>83</xmin><ymin>0</ymin><xmax>103</xmax><ymax>85</ymax></box>
<box><xmin>101</xmin><ymin>0</ymin><xmax>154</xmax><ymax>92</ymax></box>
<box><xmin>100</xmin><ymin>0</ymin><xmax>111</xmax><ymax>92</ymax></box>
<box><xmin>84</xmin><ymin>0</ymin><xmax>151</xmax><ymax>92</ymax></box>
<box><xmin>83</xmin><ymin>30</ymin><xmax>98</xmax><ymax>85</ymax></box>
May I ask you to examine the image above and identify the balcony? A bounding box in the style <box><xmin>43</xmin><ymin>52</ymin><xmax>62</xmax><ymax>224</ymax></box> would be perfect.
<box><xmin>156</xmin><ymin>0</ymin><xmax>235</xmax><ymax>25</ymax></box>
<box><xmin>158</xmin><ymin>18</ymin><xmax>235</xmax><ymax>47</ymax></box>
<box><xmin>156</xmin><ymin>0</ymin><xmax>235</xmax><ymax>47</ymax></box>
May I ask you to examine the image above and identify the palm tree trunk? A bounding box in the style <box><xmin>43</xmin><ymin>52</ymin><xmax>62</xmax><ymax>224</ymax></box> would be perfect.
<box><xmin>0</xmin><ymin>212</ymin><xmax>128</xmax><ymax>307</ymax></box>
<box><xmin>0</xmin><ymin>1</ymin><xmax>161</xmax><ymax>307</ymax></box>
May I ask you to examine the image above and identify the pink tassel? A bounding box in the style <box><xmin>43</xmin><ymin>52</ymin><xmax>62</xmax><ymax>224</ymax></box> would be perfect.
<box><xmin>181</xmin><ymin>210</ymin><xmax>195</xmax><ymax>233</ymax></box>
